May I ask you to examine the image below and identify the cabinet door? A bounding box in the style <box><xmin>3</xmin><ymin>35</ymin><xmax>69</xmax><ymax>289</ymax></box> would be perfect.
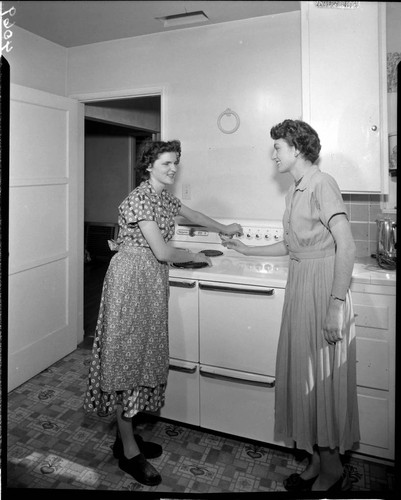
<box><xmin>301</xmin><ymin>1</ymin><xmax>388</xmax><ymax>193</ymax></box>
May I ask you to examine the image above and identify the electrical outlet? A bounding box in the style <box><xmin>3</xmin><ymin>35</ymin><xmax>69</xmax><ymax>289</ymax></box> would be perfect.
<box><xmin>182</xmin><ymin>183</ymin><xmax>191</xmax><ymax>200</ymax></box>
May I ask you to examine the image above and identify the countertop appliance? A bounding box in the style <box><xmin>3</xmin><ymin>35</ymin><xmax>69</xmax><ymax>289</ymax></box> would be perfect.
<box><xmin>376</xmin><ymin>216</ymin><xmax>397</xmax><ymax>270</ymax></box>
<box><xmin>161</xmin><ymin>217</ymin><xmax>292</xmax><ymax>447</ymax></box>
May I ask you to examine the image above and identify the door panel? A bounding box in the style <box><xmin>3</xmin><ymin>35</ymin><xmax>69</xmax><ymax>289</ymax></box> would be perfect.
<box><xmin>9</xmin><ymin>184</ymin><xmax>67</xmax><ymax>266</ymax></box>
<box><xmin>8</xmin><ymin>84</ymin><xmax>83</xmax><ymax>391</ymax></box>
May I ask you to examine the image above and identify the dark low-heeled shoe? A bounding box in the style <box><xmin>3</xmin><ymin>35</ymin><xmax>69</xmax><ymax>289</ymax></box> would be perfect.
<box><xmin>118</xmin><ymin>452</ymin><xmax>162</xmax><ymax>486</ymax></box>
<box><xmin>283</xmin><ymin>473</ymin><xmax>318</xmax><ymax>491</ymax></box>
<box><xmin>113</xmin><ymin>432</ymin><xmax>163</xmax><ymax>459</ymax></box>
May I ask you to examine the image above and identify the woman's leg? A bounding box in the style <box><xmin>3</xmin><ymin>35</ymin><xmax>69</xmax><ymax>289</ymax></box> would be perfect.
<box><xmin>311</xmin><ymin>447</ymin><xmax>343</xmax><ymax>490</ymax></box>
<box><xmin>116</xmin><ymin>405</ymin><xmax>140</xmax><ymax>459</ymax></box>
<box><xmin>116</xmin><ymin>405</ymin><xmax>162</xmax><ymax>485</ymax></box>
<box><xmin>299</xmin><ymin>447</ymin><xmax>320</xmax><ymax>480</ymax></box>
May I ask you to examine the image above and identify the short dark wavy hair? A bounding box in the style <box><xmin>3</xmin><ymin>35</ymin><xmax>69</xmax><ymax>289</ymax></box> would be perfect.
<box><xmin>137</xmin><ymin>139</ymin><xmax>182</xmax><ymax>181</ymax></box>
<box><xmin>270</xmin><ymin>119</ymin><xmax>321</xmax><ymax>164</ymax></box>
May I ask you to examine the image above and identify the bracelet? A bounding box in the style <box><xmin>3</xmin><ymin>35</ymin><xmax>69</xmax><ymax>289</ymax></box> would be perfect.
<box><xmin>330</xmin><ymin>294</ymin><xmax>345</xmax><ymax>302</ymax></box>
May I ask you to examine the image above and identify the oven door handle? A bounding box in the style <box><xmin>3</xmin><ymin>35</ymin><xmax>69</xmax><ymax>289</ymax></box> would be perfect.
<box><xmin>169</xmin><ymin>360</ymin><xmax>198</xmax><ymax>374</ymax></box>
<box><xmin>169</xmin><ymin>279</ymin><xmax>197</xmax><ymax>289</ymax></box>
<box><xmin>200</xmin><ymin>366</ymin><xmax>275</xmax><ymax>387</ymax></box>
<box><xmin>199</xmin><ymin>282</ymin><xmax>275</xmax><ymax>295</ymax></box>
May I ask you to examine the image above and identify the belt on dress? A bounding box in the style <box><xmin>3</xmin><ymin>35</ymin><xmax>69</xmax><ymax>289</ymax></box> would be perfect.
<box><xmin>289</xmin><ymin>247</ymin><xmax>335</xmax><ymax>261</ymax></box>
<box><xmin>118</xmin><ymin>245</ymin><xmax>153</xmax><ymax>254</ymax></box>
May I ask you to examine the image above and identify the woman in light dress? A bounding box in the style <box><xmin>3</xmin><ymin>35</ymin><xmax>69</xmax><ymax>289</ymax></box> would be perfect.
<box><xmin>222</xmin><ymin>119</ymin><xmax>359</xmax><ymax>492</ymax></box>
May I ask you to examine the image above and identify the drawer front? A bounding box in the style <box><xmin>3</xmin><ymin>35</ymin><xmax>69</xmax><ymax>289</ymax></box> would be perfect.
<box><xmin>354</xmin><ymin>303</ymin><xmax>389</xmax><ymax>330</ymax></box>
<box><xmin>160</xmin><ymin>359</ymin><xmax>200</xmax><ymax>426</ymax></box>
<box><xmin>356</xmin><ymin>337</ymin><xmax>389</xmax><ymax>390</ymax></box>
<box><xmin>199</xmin><ymin>365</ymin><xmax>291</xmax><ymax>447</ymax></box>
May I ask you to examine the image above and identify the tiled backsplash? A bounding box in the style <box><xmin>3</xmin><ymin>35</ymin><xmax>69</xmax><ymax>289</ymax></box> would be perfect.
<box><xmin>342</xmin><ymin>194</ymin><xmax>387</xmax><ymax>258</ymax></box>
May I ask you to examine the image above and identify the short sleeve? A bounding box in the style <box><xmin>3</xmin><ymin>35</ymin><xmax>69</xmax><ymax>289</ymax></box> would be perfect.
<box><xmin>313</xmin><ymin>173</ymin><xmax>348</xmax><ymax>228</ymax></box>
<box><xmin>121</xmin><ymin>192</ymin><xmax>155</xmax><ymax>225</ymax></box>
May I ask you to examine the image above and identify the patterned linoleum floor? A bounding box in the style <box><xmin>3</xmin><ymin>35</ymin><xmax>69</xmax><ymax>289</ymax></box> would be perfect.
<box><xmin>5</xmin><ymin>343</ymin><xmax>395</xmax><ymax>495</ymax></box>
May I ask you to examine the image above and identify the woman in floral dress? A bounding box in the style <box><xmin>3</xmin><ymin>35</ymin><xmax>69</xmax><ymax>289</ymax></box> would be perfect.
<box><xmin>222</xmin><ymin>120</ymin><xmax>359</xmax><ymax>492</ymax></box>
<box><xmin>84</xmin><ymin>139</ymin><xmax>242</xmax><ymax>485</ymax></box>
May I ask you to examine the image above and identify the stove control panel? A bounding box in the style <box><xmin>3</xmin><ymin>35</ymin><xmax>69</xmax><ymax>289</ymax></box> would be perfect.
<box><xmin>238</xmin><ymin>226</ymin><xmax>284</xmax><ymax>245</ymax></box>
<box><xmin>172</xmin><ymin>218</ymin><xmax>284</xmax><ymax>246</ymax></box>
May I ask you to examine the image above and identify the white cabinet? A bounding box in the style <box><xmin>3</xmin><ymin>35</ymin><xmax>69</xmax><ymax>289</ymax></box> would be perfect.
<box><xmin>301</xmin><ymin>1</ymin><xmax>388</xmax><ymax>193</ymax></box>
<box><xmin>351</xmin><ymin>282</ymin><xmax>396</xmax><ymax>460</ymax></box>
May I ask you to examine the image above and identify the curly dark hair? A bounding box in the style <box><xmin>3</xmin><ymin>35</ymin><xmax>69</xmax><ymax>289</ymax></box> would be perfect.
<box><xmin>270</xmin><ymin>119</ymin><xmax>321</xmax><ymax>164</ymax></box>
<box><xmin>136</xmin><ymin>139</ymin><xmax>182</xmax><ymax>181</ymax></box>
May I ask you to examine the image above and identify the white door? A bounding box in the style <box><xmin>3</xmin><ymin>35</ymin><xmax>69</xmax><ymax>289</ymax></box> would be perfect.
<box><xmin>8</xmin><ymin>84</ymin><xmax>84</xmax><ymax>392</ymax></box>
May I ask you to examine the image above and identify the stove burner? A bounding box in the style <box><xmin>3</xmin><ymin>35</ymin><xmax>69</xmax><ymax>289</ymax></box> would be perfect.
<box><xmin>200</xmin><ymin>250</ymin><xmax>223</xmax><ymax>257</ymax></box>
<box><xmin>171</xmin><ymin>261</ymin><xmax>210</xmax><ymax>269</ymax></box>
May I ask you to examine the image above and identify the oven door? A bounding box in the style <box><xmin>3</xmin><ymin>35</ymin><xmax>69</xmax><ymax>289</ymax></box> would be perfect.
<box><xmin>198</xmin><ymin>281</ymin><xmax>285</xmax><ymax>376</ymax></box>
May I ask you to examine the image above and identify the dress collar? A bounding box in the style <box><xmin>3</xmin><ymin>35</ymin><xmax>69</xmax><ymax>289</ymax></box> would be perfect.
<box><xmin>294</xmin><ymin>165</ymin><xmax>320</xmax><ymax>192</ymax></box>
<box><xmin>143</xmin><ymin>180</ymin><xmax>165</xmax><ymax>200</ymax></box>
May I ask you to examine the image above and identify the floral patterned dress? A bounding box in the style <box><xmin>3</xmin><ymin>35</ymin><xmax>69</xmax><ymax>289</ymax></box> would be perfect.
<box><xmin>83</xmin><ymin>181</ymin><xmax>181</xmax><ymax>417</ymax></box>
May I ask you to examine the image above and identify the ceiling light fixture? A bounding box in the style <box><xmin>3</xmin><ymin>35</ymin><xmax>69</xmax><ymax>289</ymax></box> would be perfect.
<box><xmin>156</xmin><ymin>11</ymin><xmax>209</xmax><ymax>28</ymax></box>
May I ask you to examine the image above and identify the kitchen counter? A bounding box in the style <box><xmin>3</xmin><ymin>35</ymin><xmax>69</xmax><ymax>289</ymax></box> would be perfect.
<box><xmin>352</xmin><ymin>256</ymin><xmax>396</xmax><ymax>286</ymax></box>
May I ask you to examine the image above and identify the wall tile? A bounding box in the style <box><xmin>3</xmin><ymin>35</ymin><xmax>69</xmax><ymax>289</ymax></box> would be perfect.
<box><xmin>350</xmin><ymin>203</ymin><xmax>369</xmax><ymax>222</ymax></box>
<box><xmin>369</xmin><ymin>203</ymin><xmax>382</xmax><ymax>222</ymax></box>
<box><xmin>350</xmin><ymin>222</ymin><xmax>369</xmax><ymax>240</ymax></box>
<box><xmin>350</xmin><ymin>194</ymin><xmax>371</xmax><ymax>204</ymax></box>
<box><xmin>354</xmin><ymin>240</ymin><xmax>369</xmax><ymax>258</ymax></box>
<box><xmin>369</xmin><ymin>240</ymin><xmax>377</xmax><ymax>257</ymax></box>
<box><xmin>341</xmin><ymin>193</ymin><xmax>384</xmax><ymax>251</ymax></box>
<box><xmin>368</xmin><ymin>222</ymin><xmax>377</xmax><ymax>241</ymax></box>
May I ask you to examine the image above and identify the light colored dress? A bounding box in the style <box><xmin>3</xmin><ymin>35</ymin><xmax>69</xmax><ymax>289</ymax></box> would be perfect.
<box><xmin>274</xmin><ymin>165</ymin><xmax>360</xmax><ymax>455</ymax></box>
<box><xmin>83</xmin><ymin>181</ymin><xmax>181</xmax><ymax>418</ymax></box>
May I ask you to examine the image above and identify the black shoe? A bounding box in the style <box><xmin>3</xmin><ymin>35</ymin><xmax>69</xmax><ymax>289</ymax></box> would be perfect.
<box><xmin>283</xmin><ymin>473</ymin><xmax>318</xmax><ymax>491</ymax></box>
<box><xmin>113</xmin><ymin>432</ymin><xmax>163</xmax><ymax>459</ymax></box>
<box><xmin>118</xmin><ymin>452</ymin><xmax>162</xmax><ymax>486</ymax></box>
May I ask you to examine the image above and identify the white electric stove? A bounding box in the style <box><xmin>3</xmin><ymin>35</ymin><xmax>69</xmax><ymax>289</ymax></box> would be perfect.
<box><xmin>162</xmin><ymin>218</ymin><xmax>293</xmax><ymax>449</ymax></box>
<box><xmin>169</xmin><ymin>217</ymin><xmax>289</xmax><ymax>287</ymax></box>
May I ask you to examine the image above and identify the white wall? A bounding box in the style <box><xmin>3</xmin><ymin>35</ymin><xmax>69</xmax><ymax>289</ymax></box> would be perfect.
<box><xmin>67</xmin><ymin>12</ymin><xmax>301</xmax><ymax>221</ymax></box>
<box><xmin>6</xmin><ymin>26</ymin><xmax>67</xmax><ymax>96</ymax></box>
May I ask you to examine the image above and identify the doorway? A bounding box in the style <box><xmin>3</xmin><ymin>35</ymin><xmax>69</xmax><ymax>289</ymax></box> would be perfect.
<box><xmin>83</xmin><ymin>95</ymin><xmax>161</xmax><ymax>343</ymax></box>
